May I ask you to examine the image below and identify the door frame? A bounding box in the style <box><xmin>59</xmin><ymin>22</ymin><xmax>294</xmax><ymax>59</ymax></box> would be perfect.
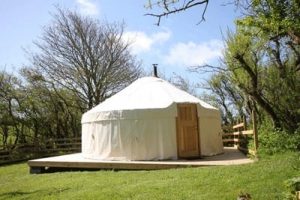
<box><xmin>176</xmin><ymin>103</ymin><xmax>201</xmax><ymax>159</ymax></box>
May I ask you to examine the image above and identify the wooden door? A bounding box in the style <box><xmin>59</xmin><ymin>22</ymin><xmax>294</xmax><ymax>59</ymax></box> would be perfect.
<box><xmin>176</xmin><ymin>103</ymin><xmax>200</xmax><ymax>158</ymax></box>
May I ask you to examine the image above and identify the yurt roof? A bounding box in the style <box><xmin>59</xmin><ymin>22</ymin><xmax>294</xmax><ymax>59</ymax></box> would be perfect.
<box><xmin>86</xmin><ymin>76</ymin><xmax>216</xmax><ymax>114</ymax></box>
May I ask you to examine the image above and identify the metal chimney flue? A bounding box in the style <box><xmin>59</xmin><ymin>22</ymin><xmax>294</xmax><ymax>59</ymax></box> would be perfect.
<box><xmin>153</xmin><ymin>64</ymin><xmax>158</xmax><ymax>77</ymax></box>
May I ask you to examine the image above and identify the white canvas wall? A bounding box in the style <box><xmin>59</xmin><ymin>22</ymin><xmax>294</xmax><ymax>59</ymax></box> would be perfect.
<box><xmin>199</xmin><ymin>117</ymin><xmax>223</xmax><ymax>156</ymax></box>
<box><xmin>196</xmin><ymin>104</ymin><xmax>223</xmax><ymax>156</ymax></box>
<box><xmin>82</xmin><ymin>116</ymin><xmax>178</xmax><ymax>160</ymax></box>
<box><xmin>82</xmin><ymin>103</ymin><xmax>224</xmax><ymax>160</ymax></box>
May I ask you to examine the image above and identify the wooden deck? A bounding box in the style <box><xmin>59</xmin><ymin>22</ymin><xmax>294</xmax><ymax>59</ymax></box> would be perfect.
<box><xmin>28</xmin><ymin>147</ymin><xmax>254</xmax><ymax>173</ymax></box>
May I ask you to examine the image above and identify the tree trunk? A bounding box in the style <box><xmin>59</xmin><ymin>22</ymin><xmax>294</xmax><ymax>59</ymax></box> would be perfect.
<box><xmin>250</xmin><ymin>92</ymin><xmax>281</xmax><ymax>129</ymax></box>
<box><xmin>235</xmin><ymin>54</ymin><xmax>282</xmax><ymax>129</ymax></box>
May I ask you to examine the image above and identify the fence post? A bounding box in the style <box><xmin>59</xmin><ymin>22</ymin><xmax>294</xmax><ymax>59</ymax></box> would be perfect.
<box><xmin>243</xmin><ymin>115</ymin><xmax>247</xmax><ymax>130</ymax></box>
<box><xmin>235</xmin><ymin>119</ymin><xmax>239</xmax><ymax>148</ymax></box>
<box><xmin>252</xmin><ymin>109</ymin><xmax>258</xmax><ymax>153</ymax></box>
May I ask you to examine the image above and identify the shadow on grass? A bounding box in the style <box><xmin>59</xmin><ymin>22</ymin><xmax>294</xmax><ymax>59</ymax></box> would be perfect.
<box><xmin>0</xmin><ymin>190</ymin><xmax>41</xmax><ymax>198</ymax></box>
<box><xmin>0</xmin><ymin>187</ymin><xmax>71</xmax><ymax>198</ymax></box>
<box><xmin>44</xmin><ymin>167</ymin><xmax>102</xmax><ymax>173</ymax></box>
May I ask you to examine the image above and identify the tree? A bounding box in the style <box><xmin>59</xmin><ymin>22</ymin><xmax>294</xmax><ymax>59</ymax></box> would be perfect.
<box><xmin>0</xmin><ymin>70</ymin><xmax>26</xmax><ymax>148</ymax></box>
<box><xmin>222</xmin><ymin>0</ymin><xmax>300</xmax><ymax>131</ymax></box>
<box><xmin>0</xmin><ymin>68</ymin><xmax>83</xmax><ymax>149</ymax></box>
<box><xmin>237</xmin><ymin>0</ymin><xmax>300</xmax><ymax>45</ymax></box>
<box><xmin>190</xmin><ymin>0</ymin><xmax>299</xmax><ymax>131</ymax></box>
<box><xmin>206</xmin><ymin>72</ymin><xmax>247</xmax><ymax>124</ymax></box>
<box><xmin>29</xmin><ymin>8</ymin><xmax>141</xmax><ymax>110</ymax></box>
<box><xmin>168</xmin><ymin>73</ymin><xmax>197</xmax><ymax>95</ymax></box>
<box><xmin>20</xmin><ymin>68</ymin><xmax>83</xmax><ymax>140</ymax></box>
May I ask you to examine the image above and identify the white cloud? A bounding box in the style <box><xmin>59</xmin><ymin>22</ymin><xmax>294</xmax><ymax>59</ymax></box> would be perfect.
<box><xmin>76</xmin><ymin>0</ymin><xmax>99</xmax><ymax>16</ymax></box>
<box><xmin>164</xmin><ymin>40</ymin><xmax>224</xmax><ymax>66</ymax></box>
<box><xmin>123</xmin><ymin>30</ymin><xmax>171</xmax><ymax>55</ymax></box>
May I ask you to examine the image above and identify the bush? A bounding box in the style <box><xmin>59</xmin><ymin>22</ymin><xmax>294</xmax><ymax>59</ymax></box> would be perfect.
<box><xmin>283</xmin><ymin>177</ymin><xmax>300</xmax><ymax>200</ymax></box>
<box><xmin>258</xmin><ymin>122</ymin><xmax>300</xmax><ymax>155</ymax></box>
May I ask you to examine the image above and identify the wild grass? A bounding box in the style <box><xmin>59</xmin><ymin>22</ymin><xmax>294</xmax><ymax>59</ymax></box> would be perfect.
<box><xmin>0</xmin><ymin>152</ymin><xmax>299</xmax><ymax>200</ymax></box>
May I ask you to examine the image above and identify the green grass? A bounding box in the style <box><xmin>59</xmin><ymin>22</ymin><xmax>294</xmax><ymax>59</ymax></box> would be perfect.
<box><xmin>0</xmin><ymin>152</ymin><xmax>299</xmax><ymax>200</ymax></box>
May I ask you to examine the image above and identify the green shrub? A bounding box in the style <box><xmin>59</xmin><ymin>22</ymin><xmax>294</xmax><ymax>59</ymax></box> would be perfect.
<box><xmin>258</xmin><ymin>122</ymin><xmax>300</xmax><ymax>155</ymax></box>
<box><xmin>283</xmin><ymin>177</ymin><xmax>300</xmax><ymax>200</ymax></box>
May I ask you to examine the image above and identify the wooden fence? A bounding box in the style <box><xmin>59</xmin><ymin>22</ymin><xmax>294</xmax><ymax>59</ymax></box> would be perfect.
<box><xmin>222</xmin><ymin>110</ymin><xmax>258</xmax><ymax>155</ymax></box>
<box><xmin>0</xmin><ymin>137</ymin><xmax>81</xmax><ymax>164</ymax></box>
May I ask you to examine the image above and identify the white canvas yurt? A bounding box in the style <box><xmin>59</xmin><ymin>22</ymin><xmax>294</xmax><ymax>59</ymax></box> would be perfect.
<box><xmin>81</xmin><ymin>76</ymin><xmax>223</xmax><ymax>161</ymax></box>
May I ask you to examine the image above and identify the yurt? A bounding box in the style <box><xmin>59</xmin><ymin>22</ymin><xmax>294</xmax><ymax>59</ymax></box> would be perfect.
<box><xmin>81</xmin><ymin>76</ymin><xmax>223</xmax><ymax>161</ymax></box>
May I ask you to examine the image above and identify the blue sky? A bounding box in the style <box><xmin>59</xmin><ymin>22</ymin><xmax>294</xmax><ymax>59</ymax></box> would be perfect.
<box><xmin>0</xmin><ymin>0</ymin><xmax>239</xmax><ymax>82</ymax></box>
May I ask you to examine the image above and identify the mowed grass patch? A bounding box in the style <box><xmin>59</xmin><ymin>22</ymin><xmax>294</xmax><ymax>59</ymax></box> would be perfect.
<box><xmin>0</xmin><ymin>152</ymin><xmax>299</xmax><ymax>200</ymax></box>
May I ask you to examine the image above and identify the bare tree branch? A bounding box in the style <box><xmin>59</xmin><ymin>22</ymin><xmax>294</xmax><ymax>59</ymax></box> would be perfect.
<box><xmin>188</xmin><ymin>64</ymin><xmax>228</xmax><ymax>74</ymax></box>
<box><xmin>145</xmin><ymin>0</ymin><xmax>209</xmax><ymax>26</ymax></box>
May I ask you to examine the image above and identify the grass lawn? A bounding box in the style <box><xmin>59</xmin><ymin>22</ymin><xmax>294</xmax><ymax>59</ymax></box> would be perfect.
<box><xmin>0</xmin><ymin>152</ymin><xmax>299</xmax><ymax>200</ymax></box>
